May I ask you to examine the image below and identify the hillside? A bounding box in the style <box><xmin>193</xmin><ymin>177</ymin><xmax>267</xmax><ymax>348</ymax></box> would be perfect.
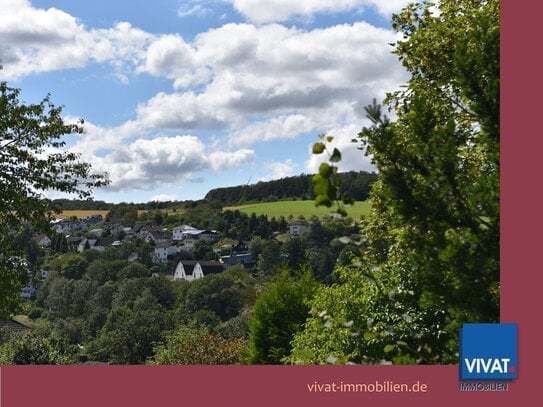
<box><xmin>224</xmin><ymin>200</ymin><xmax>371</xmax><ymax>219</ymax></box>
<box><xmin>205</xmin><ymin>171</ymin><xmax>377</xmax><ymax>206</ymax></box>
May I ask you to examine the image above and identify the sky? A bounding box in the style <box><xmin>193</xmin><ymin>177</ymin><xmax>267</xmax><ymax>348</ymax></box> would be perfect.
<box><xmin>1</xmin><ymin>0</ymin><xmax>411</xmax><ymax>203</ymax></box>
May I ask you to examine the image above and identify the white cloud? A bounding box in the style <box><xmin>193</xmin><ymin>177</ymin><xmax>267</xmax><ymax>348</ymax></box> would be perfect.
<box><xmin>228</xmin><ymin>101</ymin><xmax>366</xmax><ymax>146</ymax></box>
<box><xmin>84</xmin><ymin>135</ymin><xmax>254</xmax><ymax>191</ymax></box>
<box><xmin>150</xmin><ymin>194</ymin><xmax>179</xmax><ymax>202</ymax></box>
<box><xmin>178</xmin><ymin>4</ymin><xmax>213</xmax><ymax>18</ymax></box>
<box><xmin>228</xmin><ymin>0</ymin><xmax>411</xmax><ymax>24</ymax></box>
<box><xmin>137</xmin><ymin>34</ymin><xmax>209</xmax><ymax>89</ymax></box>
<box><xmin>136</xmin><ymin>91</ymin><xmax>232</xmax><ymax>130</ymax></box>
<box><xmin>259</xmin><ymin>159</ymin><xmax>297</xmax><ymax>181</ymax></box>
<box><xmin>136</xmin><ymin>22</ymin><xmax>406</xmax><ymax>137</ymax></box>
<box><xmin>0</xmin><ymin>1</ymin><xmax>153</xmax><ymax>81</ymax></box>
<box><xmin>305</xmin><ymin>124</ymin><xmax>375</xmax><ymax>174</ymax></box>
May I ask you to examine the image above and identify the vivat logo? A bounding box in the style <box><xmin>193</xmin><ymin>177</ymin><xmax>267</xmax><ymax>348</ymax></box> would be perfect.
<box><xmin>460</xmin><ymin>323</ymin><xmax>518</xmax><ymax>381</ymax></box>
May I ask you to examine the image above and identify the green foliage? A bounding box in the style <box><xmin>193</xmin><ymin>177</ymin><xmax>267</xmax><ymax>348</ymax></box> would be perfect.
<box><xmin>191</xmin><ymin>239</ymin><xmax>215</xmax><ymax>260</ymax></box>
<box><xmin>0</xmin><ymin>82</ymin><xmax>108</xmax><ymax>318</ymax></box>
<box><xmin>248</xmin><ymin>271</ymin><xmax>319</xmax><ymax>364</ymax></box>
<box><xmin>0</xmin><ymin>329</ymin><xmax>77</xmax><ymax>365</ymax></box>
<box><xmin>45</xmin><ymin>253</ymin><xmax>89</xmax><ymax>279</ymax></box>
<box><xmin>301</xmin><ymin>0</ymin><xmax>499</xmax><ymax>364</ymax></box>
<box><xmin>312</xmin><ymin>134</ymin><xmax>355</xmax><ymax>218</ymax></box>
<box><xmin>183</xmin><ymin>267</ymin><xmax>257</xmax><ymax>321</ymax></box>
<box><xmin>149</xmin><ymin>324</ymin><xmax>247</xmax><ymax>365</ymax></box>
<box><xmin>89</xmin><ymin>301</ymin><xmax>172</xmax><ymax>364</ymax></box>
<box><xmin>257</xmin><ymin>240</ymin><xmax>282</xmax><ymax>275</ymax></box>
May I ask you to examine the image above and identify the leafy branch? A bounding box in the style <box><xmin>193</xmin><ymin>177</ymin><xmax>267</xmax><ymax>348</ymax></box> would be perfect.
<box><xmin>311</xmin><ymin>134</ymin><xmax>355</xmax><ymax>218</ymax></box>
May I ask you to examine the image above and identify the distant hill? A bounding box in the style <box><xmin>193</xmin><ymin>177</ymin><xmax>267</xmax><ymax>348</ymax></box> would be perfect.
<box><xmin>205</xmin><ymin>171</ymin><xmax>377</xmax><ymax>206</ymax></box>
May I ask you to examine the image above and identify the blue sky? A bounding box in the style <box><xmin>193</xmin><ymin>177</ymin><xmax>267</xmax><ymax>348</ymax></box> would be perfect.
<box><xmin>1</xmin><ymin>0</ymin><xmax>410</xmax><ymax>203</ymax></box>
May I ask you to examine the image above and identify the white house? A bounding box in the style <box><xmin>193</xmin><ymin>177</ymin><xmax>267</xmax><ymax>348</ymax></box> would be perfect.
<box><xmin>173</xmin><ymin>260</ymin><xmax>226</xmax><ymax>282</ymax></box>
<box><xmin>172</xmin><ymin>225</ymin><xmax>197</xmax><ymax>241</ymax></box>
<box><xmin>288</xmin><ymin>220</ymin><xmax>309</xmax><ymax>235</ymax></box>
<box><xmin>152</xmin><ymin>243</ymin><xmax>179</xmax><ymax>264</ymax></box>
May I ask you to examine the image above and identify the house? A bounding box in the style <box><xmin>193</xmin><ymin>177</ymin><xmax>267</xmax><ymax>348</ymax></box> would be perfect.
<box><xmin>88</xmin><ymin>228</ymin><xmax>104</xmax><ymax>237</ymax></box>
<box><xmin>219</xmin><ymin>253</ymin><xmax>256</xmax><ymax>267</ymax></box>
<box><xmin>81</xmin><ymin>214</ymin><xmax>103</xmax><ymax>227</ymax></box>
<box><xmin>40</xmin><ymin>269</ymin><xmax>50</xmax><ymax>279</ymax></box>
<box><xmin>135</xmin><ymin>224</ymin><xmax>162</xmax><ymax>237</ymax></box>
<box><xmin>52</xmin><ymin>219</ymin><xmax>81</xmax><ymax>234</ymax></box>
<box><xmin>288</xmin><ymin>220</ymin><xmax>309</xmax><ymax>235</ymax></box>
<box><xmin>180</xmin><ymin>229</ymin><xmax>220</xmax><ymax>243</ymax></box>
<box><xmin>32</xmin><ymin>234</ymin><xmax>51</xmax><ymax>247</ymax></box>
<box><xmin>107</xmin><ymin>223</ymin><xmax>126</xmax><ymax>235</ymax></box>
<box><xmin>67</xmin><ymin>236</ymin><xmax>85</xmax><ymax>251</ymax></box>
<box><xmin>20</xmin><ymin>284</ymin><xmax>37</xmax><ymax>299</ymax></box>
<box><xmin>152</xmin><ymin>243</ymin><xmax>179</xmax><ymax>264</ymax></box>
<box><xmin>143</xmin><ymin>229</ymin><xmax>171</xmax><ymax>245</ymax></box>
<box><xmin>93</xmin><ymin>236</ymin><xmax>116</xmax><ymax>251</ymax></box>
<box><xmin>172</xmin><ymin>225</ymin><xmax>197</xmax><ymax>241</ymax></box>
<box><xmin>78</xmin><ymin>238</ymin><xmax>97</xmax><ymax>252</ymax></box>
<box><xmin>232</xmin><ymin>240</ymin><xmax>250</xmax><ymax>253</ymax></box>
<box><xmin>173</xmin><ymin>260</ymin><xmax>226</xmax><ymax>282</ymax></box>
<box><xmin>0</xmin><ymin>319</ymin><xmax>32</xmax><ymax>332</ymax></box>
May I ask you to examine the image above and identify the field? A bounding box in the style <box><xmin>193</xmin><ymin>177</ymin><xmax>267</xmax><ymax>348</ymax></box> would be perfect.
<box><xmin>56</xmin><ymin>210</ymin><xmax>110</xmax><ymax>219</ymax></box>
<box><xmin>223</xmin><ymin>200</ymin><xmax>371</xmax><ymax>219</ymax></box>
<box><xmin>136</xmin><ymin>208</ymin><xmax>185</xmax><ymax>216</ymax></box>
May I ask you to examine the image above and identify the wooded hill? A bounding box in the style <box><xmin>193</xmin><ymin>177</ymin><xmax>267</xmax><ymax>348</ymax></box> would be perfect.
<box><xmin>205</xmin><ymin>171</ymin><xmax>377</xmax><ymax>206</ymax></box>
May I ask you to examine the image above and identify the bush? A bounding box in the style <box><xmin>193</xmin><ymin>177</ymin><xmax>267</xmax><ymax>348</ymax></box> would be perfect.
<box><xmin>149</xmin><ymin>324</ymin><xmax>247</xmax><ymax>365</ymax></box>
<box><xmin>247</xmin><ymin>270</ymin><xmax>318</xmax><ymax>364</ymax></box>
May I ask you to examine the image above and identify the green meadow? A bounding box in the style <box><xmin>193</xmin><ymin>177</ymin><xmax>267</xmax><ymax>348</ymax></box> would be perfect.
<box><xmin>223</xmin><ymin>200</ymin><xmax>371</xmax><ymax>219</ymax></box>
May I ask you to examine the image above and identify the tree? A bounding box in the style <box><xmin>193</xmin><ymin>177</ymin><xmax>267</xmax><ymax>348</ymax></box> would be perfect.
<box><xmin>191</xmin><ymin>239</ymin><xmax>214</xmax><ymax>260</ymax></box>
<box><xmin>148</xmin><ymin>324</ymin><xmax>247</xmax><ymax>365</ymax></box>
<box><xmin>183</xmin><ymin>267</ymin><xmax>256</xmax><ymax>321</ymax></box>
<box><xmin>0</xmin><ymin>82</ymin><xmax>107</xmax><ymax>318</ymax></box>
<box><xmin>295</xmin><ymin>0</ymin><xmax>499</xmax><ymax>364</ymax></box>
<box><xmin>89</xmin><ymin>301</ymin><xmax>171</xmax><ymax>364</ymax></box>
<box><xmin>248</xmin><ymin>271</ymin><xmax>318</xmax><ymax>364</ymax></box>
<box><xmin>257</xmin><ymin>240</ymin><xmax>281</xmax><ymax>275</ymax></box>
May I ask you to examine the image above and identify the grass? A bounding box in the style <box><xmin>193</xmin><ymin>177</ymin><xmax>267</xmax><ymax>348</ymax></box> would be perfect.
<box><xmin>56</xmin><ymin>210</ymin><xmax>110</xmax><ymax>219</ymax></box>
<box><xmin>223</xmin><ymin>200</ymin><xmax>371</xmax><ymax>219</ymax></box>
<box><xmin>137</xmin><ymin>208</ymin><xmax>186</xmax><ymax>216</ymax></box>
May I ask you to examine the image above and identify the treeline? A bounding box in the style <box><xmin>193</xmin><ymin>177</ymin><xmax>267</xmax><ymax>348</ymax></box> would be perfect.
<box><xmin>204</xmin><ymin>171</ymin><xmax>377</xmax><ymax>206</ymax></box>
<box><xmin>49</xmin><ymin>199</ymin><xmax>185</xmax><ymax>211</ymax></box>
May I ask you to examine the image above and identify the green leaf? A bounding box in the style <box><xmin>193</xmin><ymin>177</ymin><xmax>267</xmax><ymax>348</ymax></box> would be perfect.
<box><xmin>315</xmin><ymin>195</ymin><xmax>332</xmax><ymax>207</ymax></box>
<box><xmin>326</xmin><ymin>136</ymin><xmax>334</xmax><ymax>142</ymax></box>
<box><xmin>330</xmin><ymin>148</ymin><xmax>342</xmax><ymax>162</ymax></box>
<box><xmin>318</xmin><ymin>163</ymin><xmax>333</xmax><ymax>178</ymax></box>
<box><xmin>384</xmin><ymin>344</ymin><xmax>396</xmax><ymax>353</ymax></box>
<box><xmin>312</xmin><ymin>142</ymin><xmax>325</xmax><ymax>154</ymax></box>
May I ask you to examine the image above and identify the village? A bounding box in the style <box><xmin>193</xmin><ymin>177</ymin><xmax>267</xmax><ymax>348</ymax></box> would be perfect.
<box><xmin>21</xmin><ymin>212</ymin><xmax>312</xmax><ymax>299</ymax></box>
